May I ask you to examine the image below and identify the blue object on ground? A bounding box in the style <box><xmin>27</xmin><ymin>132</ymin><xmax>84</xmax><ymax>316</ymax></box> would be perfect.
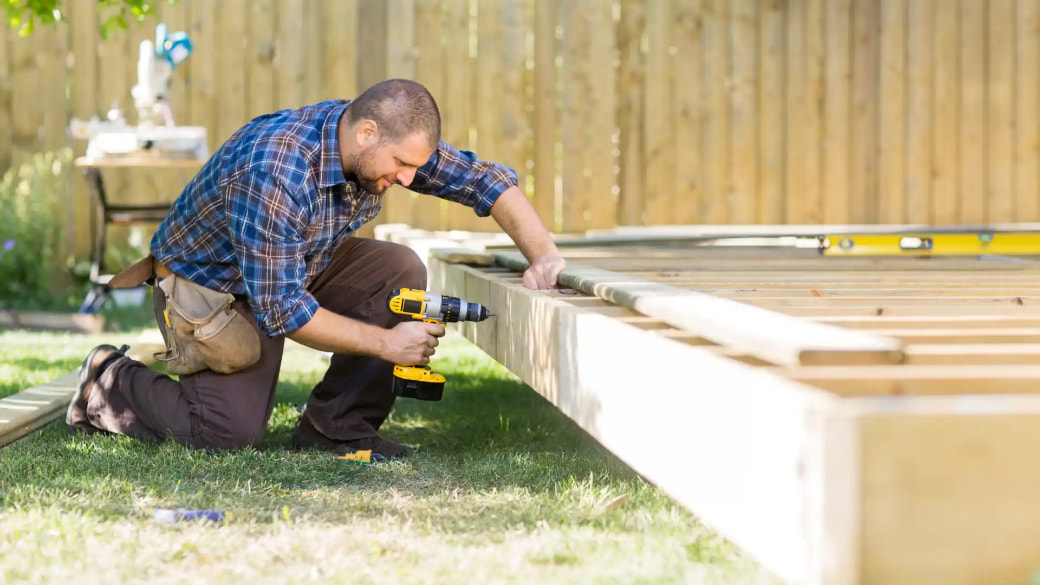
<box><xmin>153</xmin><ymin>508</ymin><xmax>225</xmax><ymax>524</ymax></box>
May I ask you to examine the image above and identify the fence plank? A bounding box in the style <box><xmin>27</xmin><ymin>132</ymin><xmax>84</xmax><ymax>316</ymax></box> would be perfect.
<box><xmin>700</xmin><ymin>0</ymin><xmax>727</xmax><ymax>224</ymax></box>
<box><xmin>785</xmin><ymin>0</ymin><xmax>806</xmax><ymax>223</ymax></box>
<box><xmin>1016</xmin><ymin>0</ymin><xmax>1040</xmax><ymax>222</ymax></box>
<box><xmin>823</xmin><ymin>0</ymin><xmax>852</xmax><ymax>224</ymax></box>
<box><xmin>729</xmin><ymin>0</ymin><xmax>757</xmax><ymax>224</ymax></box>
<box><xmin>877</xmin><ymin>0</ymin><xmax>906</xmax><ymax>224</ymax></box>
<box><xmin>303</xmin><ymin>0</ymin><xmax>324</xmax><ymax>105</ymax></box>
<box><xmin>804</xmin><ymin>0</ymin><xmax>824</xmax><ymax>223</ymax></box>
<box><xmin>247</xmin><ymin>0</ymin><xmax>276</xmax><ymax>119</ymax></box>
<box><xmin>560</xmin><ymin>0</ymin><xmax>588</xmax><ymax>232</ymax></box>
<box><xmin>38</xmin><ymin>23</ymin><xmax>67</xmax><ymax>152</ymax></box>
<box><xmin>217</xmin><ymin>0</ymin><xmax>248</xmax><ymax>145</ymax></box>
<box><xmin>905</xmin><ymin>0</ymin><xmax>932</xmax><ymax>223</ymax></box>
<box><xmin>617</xmin><ymin>0</ymin><xmax>645</xmax><ymax>226</ymax></box>
<box><xmin>532</xmin><ymin>0</ymin><xmax>557</xmax><ymax>230</ymax></box>
<box><xmin>277</xmin><ymin>0</ymin><xmax>306</xmax><ymax>110</ymax></box>
<box><xmin>586</xmin><ymin>0</ymin><xmax>615</xmax><ymax>229</ymax></box>
<box><xmin>758</xmin><ymin>0</ymin><xmax>785</xmax><ymax>223</ymax></box>
<box><xmin>959</xmin><ymin>0</ymin><xmax>985</xmax><ymax>223</ymax></box>
<box><xmin>932</xmin><ymin>0</ymin><xmax>960</xmax><ymax>225</ymax></box>
<box><xmin>644</xmin><ymin>0</ymin><xmax>675</xmax><ymax>226</ymax></box>
<box><xmin>850</xmin><ymin>0</ymin><xmax>879</xmax><ymax>223</ymax></box>
<box><xmin>987</xmin><ymin>0</ymin><xmax>1015</xmax><ymax>223</ymax></box>
<box><xmin>9</xmin><ymin>28</ymin><xmax>40</xmax><ymax>166</ymax></box>
<box><xmin>674</xmin><ymin>0</ymin><xmax>702</xmax><ymax>223</ymax></box>
<box><xmin>189</xmin><ymin>0</ymin><xmax>217</xmax><ymax>153</ymax></box>
<box><xmin>443</xmin><ymin>0</ymin><xmax>479</xmax><ymax>230</ymax></box>
<box><xmin>324</xmin><ymin>0</ymin><xmax>358</xmax><ymax>101</ymax></box>
<box><xmin>69</xmin><ymin>3</ymin><xmax>98</xmax><ymax>259</ymax></box>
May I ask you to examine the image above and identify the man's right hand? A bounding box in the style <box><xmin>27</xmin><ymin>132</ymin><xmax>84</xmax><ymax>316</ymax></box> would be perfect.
<box><xmin>380</xmin><ymin>321</ymin><xmax>445</xmax><ymax>365</ymax></box>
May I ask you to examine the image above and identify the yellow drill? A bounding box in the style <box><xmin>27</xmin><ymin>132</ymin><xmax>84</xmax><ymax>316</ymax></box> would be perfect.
<box><xmin>386</xmin><ymin>288</ymin><xmax>494</xmax><ymax>401</ymax></box>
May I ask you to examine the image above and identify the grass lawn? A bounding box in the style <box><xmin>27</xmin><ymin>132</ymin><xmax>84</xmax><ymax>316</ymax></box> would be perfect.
<box><xmin>0</xmin><ymin>323</ymin><xmax>782</xmax><ymax>584</ymax></box>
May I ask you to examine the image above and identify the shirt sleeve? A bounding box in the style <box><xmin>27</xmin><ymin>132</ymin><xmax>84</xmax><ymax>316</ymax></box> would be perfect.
<box><xmin>409</xmin><ymin>141</ymin><xmax>519</xmax><ymax>217</ymax></box>
<box><xmin>223</xmin><ymin>169</ymin><xmax>320</xmax><ymax>337</ymax></box>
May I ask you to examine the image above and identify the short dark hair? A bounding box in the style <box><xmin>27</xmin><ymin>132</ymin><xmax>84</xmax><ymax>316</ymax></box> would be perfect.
<box><xmin>345</xmin><ymin>79</ymin><xmax>441</xmax><ymax>148</ymax></box>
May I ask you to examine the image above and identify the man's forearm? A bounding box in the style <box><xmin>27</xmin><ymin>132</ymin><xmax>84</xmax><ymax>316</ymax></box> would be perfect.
<box><xmin>286</xmin><ymin>307</ymin><xmax>388</xmax><ymax>358</ymax></box>
<box><xmin>489</xmin><ymin>185</ymin><xmax>561</xmax><ymax>261</ymax></box>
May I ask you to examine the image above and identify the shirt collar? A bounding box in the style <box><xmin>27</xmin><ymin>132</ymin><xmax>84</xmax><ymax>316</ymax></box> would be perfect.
<box><xmin>317</xmin><ymin>100</ymin><xmax>351</xmax><ymax>188</ymax></box>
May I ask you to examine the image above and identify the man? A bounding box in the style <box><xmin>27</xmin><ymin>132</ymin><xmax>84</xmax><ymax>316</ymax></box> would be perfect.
<box><xmin>67</xmin><ymin>79</ymin><xmax>565</xmax><ymax>460</ymax></box>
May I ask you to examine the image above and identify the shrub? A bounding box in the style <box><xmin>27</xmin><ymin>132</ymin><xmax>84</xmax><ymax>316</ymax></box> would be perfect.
<box><xmin>0</xmin><ymin>149</ymin><xmax>152</xmax><ymax>311</ymax></box>
<box><xmin>0</xmin><ymin>150</ymin><xmax>78</xmax><ymax>310</ymax></box>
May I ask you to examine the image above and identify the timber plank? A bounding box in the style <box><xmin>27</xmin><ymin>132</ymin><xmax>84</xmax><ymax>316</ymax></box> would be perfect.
<box><xmin>495</xmin><ymin>252</ymin><xmax>905</xmax><ymax>366</ymax></box>
<box><xmin>0</xmin><ymin>341</ymin><xmax>163</xmax><ymax>448</ymax></box>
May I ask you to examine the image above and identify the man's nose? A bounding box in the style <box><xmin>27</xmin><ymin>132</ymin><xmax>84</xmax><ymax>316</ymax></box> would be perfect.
<box><xmin>398</xmin><ymin>168</ymin><xmax>417</xmax><ymax>187</ymax></box>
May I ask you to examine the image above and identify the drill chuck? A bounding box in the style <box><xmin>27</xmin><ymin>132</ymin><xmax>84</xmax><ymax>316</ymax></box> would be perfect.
<box><xmin>430</xmin><ymin>293</ymin><xmax>494</xmax><ymax>323</ymax></box>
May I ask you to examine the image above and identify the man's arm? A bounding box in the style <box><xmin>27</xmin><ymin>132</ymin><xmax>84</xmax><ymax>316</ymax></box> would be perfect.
<box><xmin>407</xmin><ymin>142</ymin><xmax>564</xmax><ymax>289</ymax></box>
<box><xmin>287</xmin><ymin>308</ymin><xmax>443</xmax><ymax>366</ymax></box>
<box><xmin>489</xmin><ymin>186</ymin><xmax>566</xmax><ymax>290</ymax></box>
<box><xmin>225</xmin><ymin>169</ymin><xmax>442</xmax><ymax>364</ymax></box>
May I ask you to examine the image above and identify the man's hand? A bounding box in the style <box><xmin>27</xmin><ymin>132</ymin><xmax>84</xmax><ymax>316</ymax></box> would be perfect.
<box><xmin>523</xmin><ymin>254</ymin><xmax>566</xmax><ymax>290</ymax></box>
<box><xmin>379</xmin><ymin>321</ymin><xmax>445</xmax><ymax>365</ymax></box>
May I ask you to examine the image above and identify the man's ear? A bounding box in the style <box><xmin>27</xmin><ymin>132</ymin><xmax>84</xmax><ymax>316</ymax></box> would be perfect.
<box><xmin>355</xmin><ymin>119</ymin><xmax>380</xmax><ymax>148</ymax></box>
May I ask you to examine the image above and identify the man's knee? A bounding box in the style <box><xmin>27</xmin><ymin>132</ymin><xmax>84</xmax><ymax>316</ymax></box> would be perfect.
<box><xmin>385</xmin><ymin>244</ymin><xmax>428</xmax><ymax>290</ymax></box>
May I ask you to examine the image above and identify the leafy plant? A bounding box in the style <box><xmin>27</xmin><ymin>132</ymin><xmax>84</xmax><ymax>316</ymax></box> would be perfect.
<box><xmin>1</xmin><ymin>0</ymin><xmax>174</xmax><ymax>39</ymax></box>
<box><xmin>0</xmin><ymin>150</ymin><xmax>153</xmax><ymax>311</ymax></box>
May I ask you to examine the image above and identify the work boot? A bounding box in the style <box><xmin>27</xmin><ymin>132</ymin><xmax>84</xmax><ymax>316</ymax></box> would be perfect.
<box><xmin>66</xmin><ymin>344</ymin><xmax>129</xmax><ymax>435</ymax></box>
<box><xmin>291</xmin><ymin>417</ymin><xmax>413</xmax><ymax>461</ymax></box>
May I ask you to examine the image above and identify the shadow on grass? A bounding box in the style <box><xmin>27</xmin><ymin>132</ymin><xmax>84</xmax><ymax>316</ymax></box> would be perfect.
<box><xmin>2</xmin><ymin>365</ymin><xmax>633</xmax><ymax>505</ymax></box>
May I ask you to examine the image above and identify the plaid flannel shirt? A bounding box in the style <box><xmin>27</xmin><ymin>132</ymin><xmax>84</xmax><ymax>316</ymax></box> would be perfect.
<box><xmin>151</xmin><ymin>99</ymin><xmax>518</xmax><ymax>337</ymax></box>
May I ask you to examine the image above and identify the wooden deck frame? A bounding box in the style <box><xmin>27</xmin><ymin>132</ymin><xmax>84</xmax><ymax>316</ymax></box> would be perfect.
<box><xmin>406</xmin><ymin>229</ymin><xmax>1040</xmax><ymax>585</ymax></box>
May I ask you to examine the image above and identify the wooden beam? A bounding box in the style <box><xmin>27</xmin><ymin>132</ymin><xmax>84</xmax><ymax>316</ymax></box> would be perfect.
<box><xmin>0</xmin><ymin>372</ymin><xmax>79</xmax><ymax>448</ymax></box>
<box><xmin>778</xmin><ymin>306</ymin><xmax>1040</xmax><ymax>318</ymax></box>
<box><xmin>857</xmin><ymin>404</ymin><xmax>1040</xmax><ymax>584</ymax></box>
<box><xmin>903</xmin><ymin>344</ymin><xmax>1040</xmax><ymax>365</ymax></box>
<box><xmin>868</xmin><ymin>328</ymin><xmax>1040</xmax><ymax>344</ymax></box>
<box><xmin>431</xmin><ymin>259</ymin><xmax>857</xmax><ymax>585</ymax></box>
<box><xmin>0</xmin><ymin>311</ymin><xmax>105</xmax><ymax>334</ymax></box>
<box><xmin>777</xmin><ymin>364</ymin><xmax>1040</xmax><ymax>396</ymax></box>
<box><xmin>495</xmin><ymin>252</ymin><xmax>904</xmax><ymax>366</ymax></box>
<box><xmin>817</xmin><ymin>315</ymin><xmax>1040</xmax><ymax>330</ymax></box>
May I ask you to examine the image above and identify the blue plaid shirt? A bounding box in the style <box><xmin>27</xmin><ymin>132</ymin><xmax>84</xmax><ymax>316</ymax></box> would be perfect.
<box><xmin>151</xmin><ymin>99</ymin><xmax>518</xmax><ymax>337</ymax></box>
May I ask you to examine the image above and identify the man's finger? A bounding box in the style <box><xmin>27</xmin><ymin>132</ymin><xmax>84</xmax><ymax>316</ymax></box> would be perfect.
<box><xmin>523</xmin><ymin>270</ymin><xmax>537</xmax><ymax>290</ymax></box>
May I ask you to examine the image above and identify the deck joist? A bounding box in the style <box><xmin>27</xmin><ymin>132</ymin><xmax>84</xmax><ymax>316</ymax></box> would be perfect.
<box><xmin>384</xmin><ymin>225</ymin><xmax>1040</xmax><ymax>585</ymax></box>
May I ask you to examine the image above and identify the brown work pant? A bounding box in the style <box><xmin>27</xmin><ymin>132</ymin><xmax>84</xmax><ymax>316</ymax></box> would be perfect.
<box><xmin>83</xmin><ymin>238</ymin><xmax>427</xmax><ymax>450</ymax></box>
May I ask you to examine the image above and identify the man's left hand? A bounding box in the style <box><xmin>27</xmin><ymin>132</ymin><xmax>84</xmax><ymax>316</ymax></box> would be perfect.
<box><xmin>523</xmin><ymin>254</ymin><xmax>566</xmax><ymax>290</ymax></box>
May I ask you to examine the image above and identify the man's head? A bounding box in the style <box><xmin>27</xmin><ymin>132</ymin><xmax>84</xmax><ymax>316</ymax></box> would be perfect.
<box><xmin>340</xmin><ymin>79</ymin><xmax>441</xmax><ymax>194</ymax></box>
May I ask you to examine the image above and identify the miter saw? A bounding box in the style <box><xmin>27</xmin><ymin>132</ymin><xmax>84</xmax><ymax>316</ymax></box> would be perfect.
<box><xmin>69</xmin><ymin>23</ymin><xmax>208</xmax><ymax>161</ymax></box>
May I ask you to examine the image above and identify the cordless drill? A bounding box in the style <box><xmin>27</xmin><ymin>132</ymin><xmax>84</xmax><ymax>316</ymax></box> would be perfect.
<box><xmin>386</xmin><ymin>288</ymin><xmax>494</xmax><ymax>401</ymax></box>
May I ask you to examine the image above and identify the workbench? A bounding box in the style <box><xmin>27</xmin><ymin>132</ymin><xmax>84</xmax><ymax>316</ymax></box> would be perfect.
<box><xmin>75</xmin><ymin>156</ymin><xmax>204</xmax><ymax>313</ymax></box>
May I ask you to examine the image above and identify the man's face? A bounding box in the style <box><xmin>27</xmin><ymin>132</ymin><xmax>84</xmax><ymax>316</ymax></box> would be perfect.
<box><xmin>354</xmin><ymin>132</ymin><xmax>435</xmax><ymax>194</ymax></box>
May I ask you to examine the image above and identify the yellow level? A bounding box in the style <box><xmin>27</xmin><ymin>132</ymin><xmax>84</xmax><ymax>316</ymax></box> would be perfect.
<box><xmin>818</xmin><ymin>232</ymin><xmax>1040</xmax><ymax>256</ymax></box>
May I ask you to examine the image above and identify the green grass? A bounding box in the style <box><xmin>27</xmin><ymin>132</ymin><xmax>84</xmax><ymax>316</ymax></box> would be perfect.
<box><xmin>0</xmin><ymin>328</ymin><xmax>782</xmax><ymax>584</ymax></box>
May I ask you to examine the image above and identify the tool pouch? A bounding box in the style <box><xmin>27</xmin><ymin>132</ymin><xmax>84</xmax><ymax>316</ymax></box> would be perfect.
<box><xmin>154</xmin><ymin>274</ymin><xmax>262</xmax><ymax>376</ymax></box>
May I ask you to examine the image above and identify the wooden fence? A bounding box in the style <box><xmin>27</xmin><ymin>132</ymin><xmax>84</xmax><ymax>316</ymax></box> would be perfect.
<box><xmin>1</xmin><ymin>0</ymin><xmax>1039</xmax><ymax>258</ymax></box>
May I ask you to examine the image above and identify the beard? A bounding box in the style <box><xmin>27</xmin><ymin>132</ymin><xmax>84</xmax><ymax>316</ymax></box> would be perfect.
<box><xmin>353</xmin><ymin>145</ymin><xmax>387</xmax><ymax>194</ymax></box>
